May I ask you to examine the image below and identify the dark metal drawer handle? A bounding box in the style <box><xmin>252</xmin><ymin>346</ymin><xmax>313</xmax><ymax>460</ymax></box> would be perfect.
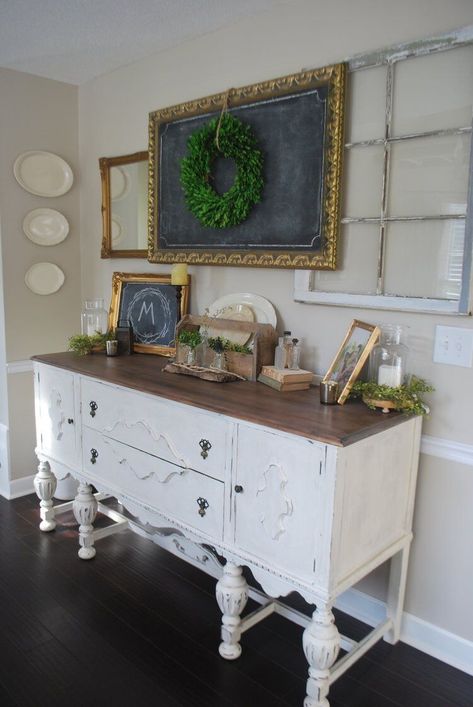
<box><xmin>199</xmin><ymin>439</ymin><xmax>212</xmax><ymax>459</ymax></box>
<box><xmin>234</xmin><ymin>485</ymin><xmax>244</xmax><ymax>494</ymax></box>
<box><xmin>196</xmin><ymin>497</ymin><xmax>209</xmax><ymax>517</ymax></box>
<box><xmin>89</xmin><ymin>401</ymin><xmax>98</xmax><ymax>418</ymax></box>
<box><xmin>67</xmin><ymin>418</ymin><xmax>74</xmax><ymax>425</ymax></box>
<box><xmin>90</xmin><ymin>448</ymin><xmax>98</xmax><ymax>464</ymax></box>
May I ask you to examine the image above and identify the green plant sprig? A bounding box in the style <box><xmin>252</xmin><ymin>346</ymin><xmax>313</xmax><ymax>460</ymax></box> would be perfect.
<box><xmin>177</xmin><ymin>330</ymin><xmax>202</xmax><ymax>349</ymax></box>
<box><xmin>349</xmin><ymin>376</ymin><xmax>434</xmax><ymax>415</ymax></box>
<box><xmin>207</xmin><ymin>336</ymin><xmax>251</xmax><ymax>355</ymax></box>
<box><xmin>68</xmin><ymin>331</ymin><xmax>113</xmax><ymax>356</ymax></box>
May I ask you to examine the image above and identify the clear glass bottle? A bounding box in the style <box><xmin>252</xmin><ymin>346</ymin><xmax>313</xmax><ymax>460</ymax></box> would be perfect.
<box><xmin>81</xmin><ymin>299</ymin><xmax>108</xmax><ymax>336</ymax></box>
<box><xmin>289</xmin><ymin>338</ymin><xmax>301</xmax><ymax>370</ymax></box>
<box><xmin>369</xmin><ymin>325</ymin><xmax>409</xmax><ymax>387</ymax></box>
<box><xmin>283</xmin><ymin>330</ymin><xmax>292</xmax><ymax>368</ymax></box>
<box><xmin>274</xmin><ymin>337</ymin><xmax>286</xmax><ymax>369</ymax></box>
<box><xmin>195</xmin><ymin>327</ymin><xmax>209</xmax><ymax>367</ymax></box>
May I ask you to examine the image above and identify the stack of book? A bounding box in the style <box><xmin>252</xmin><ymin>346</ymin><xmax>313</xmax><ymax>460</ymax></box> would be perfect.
<box><xmin>257</xmin><ymin>366</ymin><xmax>313</xmax><ymax>392</ymax></box>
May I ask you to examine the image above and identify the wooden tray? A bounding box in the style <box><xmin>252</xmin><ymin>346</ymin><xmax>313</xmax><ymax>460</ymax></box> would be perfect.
<box><xmin>163</xmin><ymin>361</ymin><xmax>243</xmax><ymax>383</ymax></box>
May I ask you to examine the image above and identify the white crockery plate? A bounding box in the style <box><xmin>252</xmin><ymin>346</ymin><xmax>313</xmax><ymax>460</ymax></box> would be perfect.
<box><xmin>206</xmin><ymin>303</ymin><xmax>255</xmax><ymax>346</ymax></box>
<box><xmin>23</xmin><ymin>208</ymin><xmax>69</xmax><ymax>246</ymax></box>
<box><xmin>13</xmin><ymin>151</ymin><xmax>73</xmax><ymax>197</ymax></box>
<box><xmin>207</xmin><ymin>293</ymin><xmax>277</xmax><ymax>329</ymax></box>
<box><xmin>25</xmin><ymin>262</ymin><xmax>65</xmax><ymax>295</ymax></box>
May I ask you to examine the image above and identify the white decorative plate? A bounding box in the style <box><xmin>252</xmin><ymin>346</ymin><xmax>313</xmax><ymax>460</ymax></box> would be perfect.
<box><xmin>206</xmin><ymin>303</ymin><xmax>255</xmax><ymax>346</ymax></box>
<box><xmin>207</xmin><ymin>293</ymin><xmax>277</xmax><ymax>328</ymax></box>
<box><xmin>13</xmin><ymin>151</ymin><xmax>73</xmax><ymax>197</ymax></box>
<box><xmin>22</xmin><ymin>208</ymin><xmax>69</xmax><ymax>246</ymax></box>
<box><xmin>25</xmin><ymin>262</ymin><xmax>65</xmax><ymax>295</ymax></box>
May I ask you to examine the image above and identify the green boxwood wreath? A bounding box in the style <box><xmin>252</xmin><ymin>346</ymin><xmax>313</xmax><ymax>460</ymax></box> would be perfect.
<box><xmin>180</xmin><ymin>113</ymin><xmax>264</xmax><ymax>229</ymax></box>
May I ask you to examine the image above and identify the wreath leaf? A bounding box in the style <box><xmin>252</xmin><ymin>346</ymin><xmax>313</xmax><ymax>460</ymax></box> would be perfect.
<box><xmin>180</xmin><ymin>113</ymin><xmax>264</xmax><ymax>229</ymax></box>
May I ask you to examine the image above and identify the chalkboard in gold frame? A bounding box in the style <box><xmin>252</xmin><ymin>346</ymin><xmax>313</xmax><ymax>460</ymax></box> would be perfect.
<box><xmin>148</xmin><ymin>63</ymin><xmax>346</xmax><ymax>270</ymax></box>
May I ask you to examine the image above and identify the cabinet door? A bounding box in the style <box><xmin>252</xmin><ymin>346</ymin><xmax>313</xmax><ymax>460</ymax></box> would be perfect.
<box><xmin>36</xmin><ymin>365</ymin><xmax>77</xmax><ymax>468</ymax></box>
<box><xmin>234</xmin><ymin>426</ymin><xmax>325</xmax><ymax>582</ymax></box>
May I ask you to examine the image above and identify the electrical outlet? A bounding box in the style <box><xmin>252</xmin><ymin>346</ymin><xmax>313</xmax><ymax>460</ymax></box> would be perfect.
<box><xmin>433</xmin><ymin>325</ymin><xmax>473</xmax><ymax>367</ymax></box>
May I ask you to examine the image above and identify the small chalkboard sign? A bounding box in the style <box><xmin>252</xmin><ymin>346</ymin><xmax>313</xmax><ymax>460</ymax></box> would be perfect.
<box><xmin>148</xmin><ymin>63</ymin><xmax>346</xmax><ymax>270</ymax></box>
<box><xmin>109</xmin><ymin>272</ymin><xmax>190</xmax><ymax>356</ymax></box>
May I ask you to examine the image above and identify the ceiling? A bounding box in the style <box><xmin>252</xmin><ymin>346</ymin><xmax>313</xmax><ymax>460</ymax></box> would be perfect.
<box><xmin>0</xmin><ymin>0</ymin><xmax>289</xmax><ymax>85</ymax></box>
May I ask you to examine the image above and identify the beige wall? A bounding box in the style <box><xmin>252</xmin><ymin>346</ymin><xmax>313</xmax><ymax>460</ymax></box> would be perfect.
<box><xmin>0</xmin><ymin>68</ymin><xmax>80</xmax><ymax>480</ymax></box>
<box><xmin>78</xmin><ymin>0</ymin><xmax>473</xmax><ymax>644</ymax></box>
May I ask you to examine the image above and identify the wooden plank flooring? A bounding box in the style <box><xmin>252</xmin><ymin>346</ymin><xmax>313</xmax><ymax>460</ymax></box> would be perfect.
<box><xmin>1</xmin><ymin>494</ymin><xmax>472</xmax><ymax>707</ymax></box>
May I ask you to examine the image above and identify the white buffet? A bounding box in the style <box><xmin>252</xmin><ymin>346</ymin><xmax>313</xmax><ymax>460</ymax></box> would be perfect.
<box><xmin>32</xmin><ymin>353</ymin><xmax>422</xmax><ymax>707</ymax></box>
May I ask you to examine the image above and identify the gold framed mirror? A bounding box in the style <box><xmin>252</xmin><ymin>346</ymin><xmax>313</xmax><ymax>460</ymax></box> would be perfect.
<box><xmin>100</xmin><ymin>151</ymin><xmax>148</xmax><ymax>258</ymax></box>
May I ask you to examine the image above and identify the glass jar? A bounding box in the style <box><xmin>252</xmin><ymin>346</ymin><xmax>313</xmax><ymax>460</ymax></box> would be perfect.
<box><xmin>369</xmin><ymin>325</ymin><xmax>409</xmax><ymax>387</ymax></box>
<box><xmin>289</xmin><ymin>338</ymin><xmax>301</xmax><ymax>370</ymax></box>
<box><xmin>81</xmin><ymin>299</ymin><xmax>108</xmax><ymax>336</ymax></box>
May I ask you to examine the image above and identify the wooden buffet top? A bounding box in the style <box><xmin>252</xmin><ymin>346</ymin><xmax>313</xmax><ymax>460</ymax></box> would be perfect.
<box><xmin>32</xmin><ymin>352</ymin><xmax>409</xmax><ymax>447</ymax></box>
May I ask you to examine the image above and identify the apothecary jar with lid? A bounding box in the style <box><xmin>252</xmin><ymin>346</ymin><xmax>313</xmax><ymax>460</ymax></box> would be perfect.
<box><xmin>81</xmin><ymin>299</ymin><xmax>108</xmax><ymax>336</ymax></box>
<box><xmin>369</xmin><ymin>325</ymin><xmax>409</xmax><ymax>388</ymax></box>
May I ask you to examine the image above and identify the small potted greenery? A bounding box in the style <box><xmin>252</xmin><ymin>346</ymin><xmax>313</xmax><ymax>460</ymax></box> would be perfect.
<box><xmin>176</xmin><ymin>329</ymin><xmax>202</xmax><ymax>365</ymax></box>
<box><xmin>350</xmin><ymin>375</ymin><xmax>434</xmax><ymax>415</ymax></box>
<box><xmin>68</xmin><ymin>331</ymin><xmax>115</xmax><ymax>356</ymax></box>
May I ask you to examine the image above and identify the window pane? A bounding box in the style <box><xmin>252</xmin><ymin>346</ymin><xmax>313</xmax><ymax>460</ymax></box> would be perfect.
<box><xmin>384</xmin><ymin>220</ymin><xmax>465</xmax><ymax>300</ymax></box>
<box><xmin>392</xmin><ymin>46</ymin><xmax>473</xmax><ymax>135</ymax></box>
<box><xmin>342</xmin><ymin>146</ymin><xmax>384</xmax><ymax>218</ymax></box>
<box><xmin>346</xmin><ymin>66</ymin><xmax>387</xmax><ymax>143</ymax></box>
<box><xmin>314</xmin><ymin>223</ymin><xmax>379</xmax><ymax>294</ymax></box>
<box><xmin>389</xmin><ymin>134</ymin><xmax>470</xmax><ymax>216</ymax></box>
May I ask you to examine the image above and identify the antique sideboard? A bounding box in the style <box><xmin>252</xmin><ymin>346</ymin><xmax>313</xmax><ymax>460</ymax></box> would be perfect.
<box><xmin>32</xmin><ymin>352</ymin><xmax>422</xmax><ymax>707</ymax></box>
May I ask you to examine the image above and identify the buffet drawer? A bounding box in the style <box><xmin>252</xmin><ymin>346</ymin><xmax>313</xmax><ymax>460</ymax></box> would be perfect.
<box><xmin>83</xmin><ymin>427</ymin><xmax>224</xmax><ymax>540</ymax></box>
<box><xmin>81</xmin><ymin>377</ymin><xmax>229</xmax><ymax>481</ymax></box>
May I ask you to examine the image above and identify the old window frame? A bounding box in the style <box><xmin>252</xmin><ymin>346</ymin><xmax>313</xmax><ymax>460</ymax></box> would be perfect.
<box><xmin>294</xmin><ymin>27</ymin><xmax>473</xmax><ymax>314</ymax></box>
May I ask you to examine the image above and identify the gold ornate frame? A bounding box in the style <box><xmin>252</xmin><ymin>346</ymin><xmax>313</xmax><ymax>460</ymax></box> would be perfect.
<box><xmin>100</xmin><ymin>151</ymin><xmax>148</xmax><ymax>259</ymax></box>
<box><xmin>148</xmin><ymin>63</ymin><xmax>346</xmax><ymax>270</ymax></box>
<box><xmin>108</xmin><ymin>272</ymin><xmax>189</xmax><ymax>356</ymax></box>
<box><xmin>323</xmin><ymin>320</ymin><xmax>380</xmax><ymax>404</ymax></box>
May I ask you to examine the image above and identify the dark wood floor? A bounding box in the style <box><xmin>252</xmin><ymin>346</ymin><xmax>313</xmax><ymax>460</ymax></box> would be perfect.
<box><xmin>1</xmin><ymin>494</ymin><xmax>472</xmax><ymax>707</ymax></box>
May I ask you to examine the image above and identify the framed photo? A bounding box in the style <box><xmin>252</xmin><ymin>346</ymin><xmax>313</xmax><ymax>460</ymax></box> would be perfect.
<box><xmin>108</xmin><ymin>272</ymin><xmax>190</xmax><ymax>356</ymax></box>
<box><xmin>148</xmin><ymin>63</ymin><xmax>346</xmax><ymax>270</ymax></box>
<box><xmin>323</xmin><ymin>320</ymin><xmax>380</xmax><ymax>404</ymax></box>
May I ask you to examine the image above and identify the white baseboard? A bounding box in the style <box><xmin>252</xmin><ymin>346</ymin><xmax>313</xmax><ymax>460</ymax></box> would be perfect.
<box><xmin>6</xmin><ymin>360</ymin><xmax>34</xmax><ymax>375</ymax></box>
<box><xmin>335</xmin><ymin>587</ymin><xmax>473</xmax><ymax>676</ymax></box>
<box><xmin>5</xmin><ymin>473</ymin><xmax>35</xmax><ymax>499</ymax></box>
<box><xmin>0</xmin><ymin>422</ymin><xmax>10</xmax><ymax>498</ymax></box>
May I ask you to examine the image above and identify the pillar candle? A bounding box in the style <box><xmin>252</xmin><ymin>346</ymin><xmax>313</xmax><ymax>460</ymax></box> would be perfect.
<box><xmin>171</xmin><ymin>263</ymin><xmax>188</xmax><ymax>285</ymax></box>
<box><xmin>377</xmin><ymin>364</ymin><xmax>402</xmax><ymax>387</ymax></box>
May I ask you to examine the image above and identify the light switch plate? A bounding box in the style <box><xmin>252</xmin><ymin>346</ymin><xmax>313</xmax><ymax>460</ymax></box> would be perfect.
<box><xmin>433</xmin><ymin>325</ymin><xmax>473</xmax><ymax>367</ymax></box>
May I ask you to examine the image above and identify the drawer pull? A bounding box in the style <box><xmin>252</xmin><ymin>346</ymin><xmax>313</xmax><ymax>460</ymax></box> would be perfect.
<box><xmin>196</xmin><ymin>497</ymin><xmax>209</xmax><ymax>517</ymax></box>
<box><xmin>199</xmin><ymin>439</ymin><xmax>212</xmax><ymax>459</ymax></box>
<box><xmin>89</xmin><ymin>401</ymin><xmax>98</xmax><ymax>418</ymax></box>
<box><xmin>67</xmin><ymin>418</ymin><xmax>74</xmax><ymax>425</ymax></box>
<box><xmin>234</xmin><ymin>485</ymin><xmax>244</xmax><ymax>494</ymax></box>
<box><xmin>90</xmin><ymin>448</ymin><xmax>98</xmax><ymax>464</ymax></box>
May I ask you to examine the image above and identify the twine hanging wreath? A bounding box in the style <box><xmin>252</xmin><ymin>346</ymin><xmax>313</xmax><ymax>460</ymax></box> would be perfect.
<box><xmin>180</xmin><ymin>94</ymin><xmax>264</xmax><ymax>229</ymax></box>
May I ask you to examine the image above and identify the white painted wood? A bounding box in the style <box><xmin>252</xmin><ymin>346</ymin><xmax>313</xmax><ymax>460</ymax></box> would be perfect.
<box><xmin>33</xmin><ymin>362</ymin><xmax>424</xmax><ymax>705</ymax></box>
<box><xmin>303</xmin><ymin>604</ymin><xmax>341</xmax><ymax>707</ymax></box>
<box><xmin>6</xmin><ymin>360</ymin><xmax>34</xmax><ymax>374</ymax></box>
<box><xmin>215</xmin><ymin>563</ymin><xmax>249</xmax><ymax>660</ymax></box>
<box><xmin>33</xmin><ymin>459</ymin><xmax>57</xmax><ymax>531</ymax></box>
<box><xmin>421</xmin><ymin>434</ymin><xmax>473</xmax><ymax>467</ymax></box>
<box><xmin>80</xmin><ymin>377</ymin><xmax>231</xmax><ymax>480</ymax></box>
<box><xmin>72</xmin><ymin>482</ymin><xmax>98</xmax><ymax>559</ymax></box>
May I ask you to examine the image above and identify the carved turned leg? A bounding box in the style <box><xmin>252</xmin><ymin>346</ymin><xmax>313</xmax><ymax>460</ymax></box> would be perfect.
<box><xmin>215</xmin><ymin>562</ymin><xmax>248</xmax><ymax>660</ymax></box>
<box><xmin>302</xmin><ymin>604</ymin><xmax>341</xmax><ymax>707</ymax></box>
<box><xmin>34</xmin><ymin>460</ymin><xmax>57</xmax><ymax>532</ymax></box>
<box><xmin>73</xmin><ymin>482</ymin><xmax>98</xmax><ymax>560</ymax></box>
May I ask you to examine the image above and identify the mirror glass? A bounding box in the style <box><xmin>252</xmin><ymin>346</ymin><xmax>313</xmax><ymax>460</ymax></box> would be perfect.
<box><xmin>100</xmin><ymin>151</ymin><xmax>148</xmax><ymax>258</ymax></box>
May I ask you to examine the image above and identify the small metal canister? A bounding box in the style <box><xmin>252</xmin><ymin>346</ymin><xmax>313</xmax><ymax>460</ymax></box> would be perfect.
<box><xmin>106</xmin><ymin>340</ymin><xmax>118</xmax><ymax>356</ymax></box>
<box><xmin>320</xmin><ymin>380</ymin><xmax>339</xmax><ymax>405</ymax></box>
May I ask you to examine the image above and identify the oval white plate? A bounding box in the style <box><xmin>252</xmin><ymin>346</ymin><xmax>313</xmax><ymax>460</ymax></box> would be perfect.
<box><xmin>206</xmin><ymin>303</ymin><xmax>255</xmax><ymax>346</ymax></box>
<box><xmin>13</xmin><ymin>151</ymin><xmax>73</xmax><ymax>197</ymax></box>
<box><xmin>25</xmin><ymin>262</ymin><xmax>65</xmax><ymax>295</ymax></box>
<box><xmin>23</xmin><ymin>208</ymin><xmax>69</xmax><ymax>246</ymax></box>
<box><xmin>207</xmin><ymin>293</ymin><xmax>277</xmax><ymax>328</ymax></box>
